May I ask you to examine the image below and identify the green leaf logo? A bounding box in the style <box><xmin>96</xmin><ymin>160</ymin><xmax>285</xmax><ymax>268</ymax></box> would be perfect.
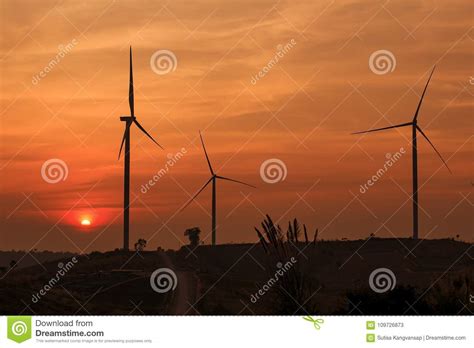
<box><xmin>7</xmin><ymin>316</ymin><xmax>32</xmax><ymax>343</ymax></box>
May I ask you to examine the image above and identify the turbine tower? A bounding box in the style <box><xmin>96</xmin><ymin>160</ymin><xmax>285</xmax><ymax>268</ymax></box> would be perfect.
<box><xmin>352</xmin><ymin>66</ymin><xmax>451</xmax><ymax>240</ymax></box>
<box><xmin>181</xmin><ymin>131</ymin><xmax>255</xmax><ymax>246</ymax></box>
<box><xmin>118</xmin><ymin>47</ymin><xmax>163</xmax><ymax>250</ymax></box>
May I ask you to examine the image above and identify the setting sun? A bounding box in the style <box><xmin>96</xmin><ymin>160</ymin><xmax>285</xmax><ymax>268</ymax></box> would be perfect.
<box><xmin>81</xmin><ymin>219</ymin><xmax>91</xmax><ymax>226</ymax></box>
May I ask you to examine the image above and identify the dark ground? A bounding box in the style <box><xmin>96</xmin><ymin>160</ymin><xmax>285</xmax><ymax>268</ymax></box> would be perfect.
<box><xmin>0</xmin><ymin>238</ymin><xmax>472</xmax><ymax>315</ymax></box>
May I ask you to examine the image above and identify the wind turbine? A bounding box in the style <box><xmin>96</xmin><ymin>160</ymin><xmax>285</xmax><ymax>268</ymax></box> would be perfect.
<box><xmin>118</xmin><ymin>46</ymin><xmax>163</xmax><ymax>251</ymax></box>
<box><xmin>181</xmin><ymin>131</ymin><xmax>255</xmax><ymax>246</ymax></box>
<box><xmin>352</xmin><ymin>66</ymin><xmax>451</xmax><ymax>240</ymax></box>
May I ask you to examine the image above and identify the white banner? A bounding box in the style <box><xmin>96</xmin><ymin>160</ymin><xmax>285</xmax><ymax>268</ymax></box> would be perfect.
<box><xmin>1</xmin><ymin>316</ymin><xmax>472</xmax><ymax>347</ymax></box>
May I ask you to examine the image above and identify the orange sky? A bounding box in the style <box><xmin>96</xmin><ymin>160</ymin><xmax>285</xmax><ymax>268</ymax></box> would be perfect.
<box><xmin>1</xmin><ymin>0</ymin><xmax>472</xmax><ymax>252</ymax></box>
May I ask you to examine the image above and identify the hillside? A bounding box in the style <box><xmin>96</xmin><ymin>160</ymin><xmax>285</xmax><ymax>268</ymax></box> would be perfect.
<box><xmin>0</xmin><ymin>239</ymin><xmax>472</xmax><ymax>315</ymax></box>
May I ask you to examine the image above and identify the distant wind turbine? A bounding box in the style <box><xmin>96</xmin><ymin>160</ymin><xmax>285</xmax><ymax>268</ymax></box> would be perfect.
<box><xmin>118</xmin><ymin>47</ymin><xmax>163</xmax><ymax>251</ymax></box>
<box><xmin>352</xmin><ymin>66</ymin><xmax>451</xmax><ymax>240</ymax></box>
<box><xmin>181</xmin><ymin>131</ymin><xmax>255</xmax><ymax>246</ymax></box>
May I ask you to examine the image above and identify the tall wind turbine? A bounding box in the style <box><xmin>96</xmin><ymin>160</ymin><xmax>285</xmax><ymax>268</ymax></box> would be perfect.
<box><xmin>181</xmin><ymin>131</ymin><xmax>255</xmax><ymax>246</ymax></box>
<box><xmin>352</xmin><ymin>66</ymin><xmax>451</xmax><ymax>240</ymax></box>
<box><xmin>118</xmin><ymin>46</ymin><xmax>163</xmax><ymax>251</ymax></box>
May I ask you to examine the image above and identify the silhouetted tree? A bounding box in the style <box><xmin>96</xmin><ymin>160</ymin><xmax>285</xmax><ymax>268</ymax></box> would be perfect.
<box><xmin>185</xmin><ymin>227</ymin><xmax>201</xmax><ymax>248</ymax></box>
<box><xmin>134</xmin><ymin>239</ymin><xmax>147</xmax><ymax>251</ymax></box>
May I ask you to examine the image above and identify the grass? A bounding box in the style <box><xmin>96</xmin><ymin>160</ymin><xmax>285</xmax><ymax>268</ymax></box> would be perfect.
<box><xmin>255</xmin><ymin>215</ymin><xmax>320</xmax><ymax>314</ymax></box>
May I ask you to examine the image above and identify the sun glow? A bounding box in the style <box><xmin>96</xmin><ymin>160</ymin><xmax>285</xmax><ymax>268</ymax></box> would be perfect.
<box><xmin>81</xmin><ymin>218</ymin><xmax>91</xmax><ymax>226</ymax></box>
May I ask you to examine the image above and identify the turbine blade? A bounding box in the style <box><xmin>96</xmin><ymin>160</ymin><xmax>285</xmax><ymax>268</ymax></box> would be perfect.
<box><xmin>179</xmin><ymin>177</ymin><xmax>213</xmax><ymax>212</ymax></box>
<box><xmin>416</xmin><ymin>125</ymin><xmax>452</xmax><ymax>174</ymax></box>
<box><xmin>199</xmin><ymin>130</ymin><xmax>214</xmax><ymax>175</ymax></box>
<box><xmin>129</xmin><ymin>46</ymin><xmax>134</xmax><ymax>117</ymax></box>
<box><xmin>216</xmin><ymin>175</ymin><xmax>256</xmax><ymax>188</ymax></box>
<box><xmin>351</xmin><ymin>122</ymin><xmax>412</xmax><ymax>135</ymax></box>
<box><xmin>118</xmin><ymin>125</ymin><xmax>128</xmax><ymax>159</ymax></box>
<box><xmin>413</xmin><ymin>66</ymin><xmax>436</xmax><ymax>122</ymax></box>
<box><xmin>133</xmin><ymin>119</ymin><xmax>164</xmax><ymax>149</ymax></box>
